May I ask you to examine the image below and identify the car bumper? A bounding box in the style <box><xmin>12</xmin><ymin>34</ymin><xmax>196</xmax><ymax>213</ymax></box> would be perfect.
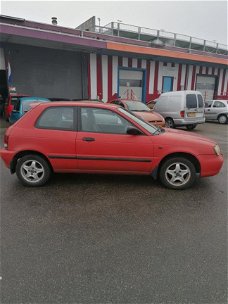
<box><xmin>174</xmin><ymin>117</ymin><xmax>205</xmax><ymax>125</ymax></box>
<box><xmin>0</xmin><ymin>149</ymin><xmax>15</xmax><ymax>169</ymax></box>
<box><xmin>198</xmin><ymin>154</ymin><xmax>224</xmax><ymax>177</ymax></box>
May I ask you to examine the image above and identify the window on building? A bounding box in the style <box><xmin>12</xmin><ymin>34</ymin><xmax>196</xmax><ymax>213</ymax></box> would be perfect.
<box><xmin>163</xmin><ymin>62</ymin><xmax>167</xmax><ymax>66</ymax></box>
<box><xmin>171</xmin><ymin>63</ymin><xmax>175</xmax><ymax>67</ymax></box>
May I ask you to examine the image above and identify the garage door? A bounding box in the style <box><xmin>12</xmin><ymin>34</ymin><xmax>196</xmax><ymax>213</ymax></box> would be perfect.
<box><xmin>4</xmin><ymin>44</ymin><xmax>88</xmax><ymax>100</ymax></box>
<box><xmin>195</xmin><ymin>75</ymin><xmax>216</xmax><ymax>101</ymax></box>
<box><xmin>119</xmin><ymin>69</ymin><xmax>144</xmax><ymax>101</ymax></box>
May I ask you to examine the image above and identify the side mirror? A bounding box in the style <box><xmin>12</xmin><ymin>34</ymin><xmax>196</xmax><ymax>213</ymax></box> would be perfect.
<box><xmin>126</xmin><ymin>126</ymin><xmax>142</xmax><ymax>135</ymax></box>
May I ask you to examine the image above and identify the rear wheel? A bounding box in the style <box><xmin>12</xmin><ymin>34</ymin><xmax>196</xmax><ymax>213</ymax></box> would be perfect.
<box><xmin>159</xmin><ymin>157</ymin><xmax>197</xmax><ymax>190</ymax></box>
<box><xmin>218</xmin><ymin>115</ymin><xmax>227</xmax><ymax>124</ymax></box>
<box><xmin>165</xmin><ymin>118</ymin><xmax>175</xmax><ymax>128</ymax></box>
<box><xmin>16</xmin><ymin>154</ymin><xmax>51</xmax><ymax>186</ymax></box>
<box><xmin>186</xmin><ymin>124</ymin><xmax>197</xmax><ymax>130</ymax></box>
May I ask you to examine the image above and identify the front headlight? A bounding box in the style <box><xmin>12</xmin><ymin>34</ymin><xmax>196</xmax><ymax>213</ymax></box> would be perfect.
<box><xmin>214</xmin><ymin>144</ymin><xmax>221</xmax><ymax>156</ymax></box>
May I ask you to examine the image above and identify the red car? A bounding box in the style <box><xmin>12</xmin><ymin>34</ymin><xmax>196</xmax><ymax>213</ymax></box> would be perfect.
<box><xmin>108</xmin><ymin>99</ymin><xmax>165</xmax><ymax>127</ymax></box>
<box><xmin>0</xmin><ymin>102</ymin><xmax>223</xmax><ymax>189</ymax></box>
<box><xmin>4</xmin><ymin>93</ymin><xmax>28</xmax><ymax>121</ymax></box>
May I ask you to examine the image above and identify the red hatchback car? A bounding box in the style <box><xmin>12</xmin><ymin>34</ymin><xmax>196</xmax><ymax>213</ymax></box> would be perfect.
<box><xmin>0</xmin><ymin>102</ymin><xmax>223</xmax><ymax>189</ymax></box>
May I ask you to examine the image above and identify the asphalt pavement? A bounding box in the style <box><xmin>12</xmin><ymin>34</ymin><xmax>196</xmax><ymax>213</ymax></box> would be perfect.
<box><xmin>0</xmin><ymin>121</ymin><xmax>227</xmax><ymax>304</ymax></box>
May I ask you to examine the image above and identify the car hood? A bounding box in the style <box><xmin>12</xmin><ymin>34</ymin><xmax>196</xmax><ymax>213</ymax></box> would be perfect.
<box><xmin>133</xmin><ymin>111</ymin><xmax>164</xmax><ymax>122</ymax></box>
<box><xmin>161</xmin><ymin>127</ymin><xmax>216</xmax><ymax>145</ymax></box>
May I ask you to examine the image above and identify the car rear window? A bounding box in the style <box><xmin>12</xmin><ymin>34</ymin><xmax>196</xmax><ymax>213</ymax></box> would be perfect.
<box><xmin>186</xmin><ymin>94</ymin><xmax>197</xmax><ymax>108</ymax></box>
<box><xmin>197</xmin><ymin>94</ymin><xmax>204</xmax><ymax>108</ymax></box>
<box><xmin>36</xmin><ymin>107</ymin><xmax>74</xmax><ymax>130</ymax></box>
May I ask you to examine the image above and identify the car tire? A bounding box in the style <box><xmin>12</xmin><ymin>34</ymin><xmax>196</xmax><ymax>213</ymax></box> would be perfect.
<box><xmin>16</xmin><ymin>154</ymin><xmax>51</xmax><ymax>187</ymax></box>
<box><xmin>165</xmin><ymin>118</ymin><xmax>175</xmax><ymax>128</ymax></box>
<box><xmin>218</xmin><ymin>115</ymin><xmax>227</xmax><ymax>124</ymax></box>
<box><xmin>186</xmin><ymin>124</ymin><xmax>197</xmax><ymax>130</ymax></box>
<box><xmin>159</xmin><ymin>157</ymin><xmax>197</xmax><ymax>190</ymax></box>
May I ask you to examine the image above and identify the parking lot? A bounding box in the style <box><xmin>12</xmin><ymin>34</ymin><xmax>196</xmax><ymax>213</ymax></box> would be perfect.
<box><xmin>0</xmin><ymin>121</ymin><xmax>227</xmax><ymax>303</ymax></box>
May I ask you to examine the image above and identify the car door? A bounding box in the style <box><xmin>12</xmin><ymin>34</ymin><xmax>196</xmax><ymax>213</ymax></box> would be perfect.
<box><xmin>204</xmin><ymin>100</ymin><xmax>214</xmax><ymax>120</ymax></box>
<box><xmin>76</xmin><ymin>106</ymin><xmax>154</xmax><ymax>173</ymax></box>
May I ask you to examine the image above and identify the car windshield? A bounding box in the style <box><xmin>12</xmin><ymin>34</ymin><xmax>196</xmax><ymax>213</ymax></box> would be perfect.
<box><xmin>125</xmin><ymin>101</ymin><xmax>150</xmax><ymax>112</ymax></box>
<box><xmin>22</xmin><ymin>100</ymin><xmax>46</xmax><ymax>113</ymax></box>
<box><xmin>118</xmin><ymin>107</ymin><xmax>160</xmax><ymax>135</ymax></box>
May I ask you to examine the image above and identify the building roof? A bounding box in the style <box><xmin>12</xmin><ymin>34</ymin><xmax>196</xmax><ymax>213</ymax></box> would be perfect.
<box><xmin>0</xmin><ymin>15</ymin><xmax>227</xmax><ymax>67</ymax></box>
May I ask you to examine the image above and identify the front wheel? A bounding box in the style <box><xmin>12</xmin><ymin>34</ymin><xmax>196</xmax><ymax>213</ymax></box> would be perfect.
<box><xmin>218</xmin><ymin>115</ymin><xmax>227</xmax><ymax>124</ymax></box>
<box><xmin>16</xmin><ymin>154</ymin><xmax>51</xmax><ymax>186</ymax></box>
<box><xmin>159</xmin><ymin>157</ymin><xmax>197</xmax><ymax>190</ymax></box>
<box><xmin>186</xmin><ymin>124</ymin><xmax>197</xmax><ymax>130</ymax></box>
<box><xmin>165</xmin><ymin>118</ymin><xmax>175</xmax><ymax>128</ymax></box>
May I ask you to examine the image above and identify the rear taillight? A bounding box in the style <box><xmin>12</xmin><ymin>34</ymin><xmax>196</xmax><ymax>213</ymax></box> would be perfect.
<box><xmin>4</xmin><ymin>134</ymin><xmax>9</xmax><ymax>149</ymax></box>
<box><xmin>180</xmin><ymin>111</ymin><xmax>185</xmax><ymax>118</ymax></box>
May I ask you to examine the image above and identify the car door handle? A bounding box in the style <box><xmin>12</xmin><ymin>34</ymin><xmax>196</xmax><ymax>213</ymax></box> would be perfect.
<box><xmin>82</xmin><ymin>137</ymin><xmax>95</xmax><ymax>142</ymax></box>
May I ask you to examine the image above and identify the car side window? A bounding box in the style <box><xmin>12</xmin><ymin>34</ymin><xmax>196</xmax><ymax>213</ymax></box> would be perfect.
<box><xmin>213</xmin><ymin>101</ymin><xmax>225</xmax><ymax>108</ymax></box>
<box><xmin>80</xmin><ymin>107</ymin><xmax>134</xmax><ymax>134</ymax></box>
<box><xmin>205</xmin><ymin>100</ymin><xmax>213</xmax><ymax>108</ymax></box>
<box><xmin>36</xmin><ymin>107</ymin><xmax>74</xmax><ymax>130</ymax></box>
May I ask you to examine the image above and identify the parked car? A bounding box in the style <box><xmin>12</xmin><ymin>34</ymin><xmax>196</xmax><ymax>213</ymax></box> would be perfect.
<box><xmin>4</xmin><ymin>93</ymin><xmax>28</xmax><ymax>121</ymax></box>
<box><xmin>153</xmin><ymin>90</ymin><xmax>205</xmax><ymax>130</ymax></box>
<box><xmin>204</xmin><ymin>100</ymin><xmax>228</xmax><ymax>124</ymax></box>
<box><xmin>109</xmin><ymin>99</ymin><xmax>165</xmax><ymax>127</ymax></box>
<box><xmin>146</xmin><ymin>99</ymin><xmax>158</xmax><ymax>110</ymax></box>
<box><xmin>9</xmin><ymin>97</ymin><xmax>50</xmax><ymax>124</ymax></box>
<box><xmin>0</xmin><ymin>102</ymin><xmax>223</xmax><ymax>189</ymax></box>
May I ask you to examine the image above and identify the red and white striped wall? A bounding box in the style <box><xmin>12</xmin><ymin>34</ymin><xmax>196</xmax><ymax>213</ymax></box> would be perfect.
<box><xmin>88</xmin><ymin>53</ymin><xmax>228</xmax><ymax>102</ymax></box>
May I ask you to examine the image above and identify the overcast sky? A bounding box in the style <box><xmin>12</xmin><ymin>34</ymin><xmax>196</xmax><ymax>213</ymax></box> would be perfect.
<box><xmin>1</xmin><ymin>1</ymin><xmax>227</xmax><ymax>45</ymax></box>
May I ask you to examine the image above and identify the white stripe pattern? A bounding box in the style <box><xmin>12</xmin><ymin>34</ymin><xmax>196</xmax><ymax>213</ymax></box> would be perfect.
<box><xmin>141</xmin><ymin>59</ymin><xmax>146</xmax><ymax>69</ymax></box>
<box><xmin>149</xmin><ymin>61</ymin><xmax>155</xmax><ymax>94</ymax></box>
<box><xmin>224</xmin><ymin>69</ymin><xmax>228</xmax><ymax>95</ymax></box>
<box><xmin>132</xmin><ymin>58</ymin><xmax>137</xmax><ymax>68</ymax></box>
<box><xmin>181</xmin><ymin>64</ymin><xmax>186</xmax><ymax>89</ymax></box>
<box><xmin>122</xmin><ymin>57</ymin><xmax>128</xmax><ymax>67</ymax></box>
<box><xmin>218</xmin><ymin>68</ymin><xmax>224</xmax><ymax>95</ymax></box>
<box><xmin>187</xmin><ymin>65</ymin><xmax>193</xmax><ymax>90</ymax></box>
<box><xmin>90</xmin><ymin>53</ymin><xmax>97</xmax><ymax>99</ymax></box>
<box><xmin>208</xmin><ymin>67</ymin><xmax>212</xmax><ymax>75</ymax></box>
<box><xmin>112</xmin><ymin>56</ymin><xmax>118</xmax><ymax>96</ymax></box>
<box><xmin>102</xmin><ymin>55</ymin><xmax>108</xmax><ymax>102</ymax></box>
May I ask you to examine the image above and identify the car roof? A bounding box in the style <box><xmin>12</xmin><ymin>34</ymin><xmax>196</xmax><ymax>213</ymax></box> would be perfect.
<box><xmin>160</xmin><ymin>90</ymin><xmax>202</xmax><ymax>96</ymax></box>
<box><xmin>36</xmin><ymin>101</ymin><xmax>120</xmax><ymax>109</ymax></box>
<box><xmin>20</xmin><ymin>97</ymin><xmax>49</xmax><ymax>102</ymax></box>
<box><xmin>120</xmin><ymin>99</ymin><xmax>142</xmax><ymax>103</ymax></box>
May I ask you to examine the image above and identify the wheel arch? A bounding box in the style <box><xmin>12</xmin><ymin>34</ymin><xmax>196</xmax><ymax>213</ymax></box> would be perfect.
<box><xmin>217</xmin><ymin>113</ymin><xmax>228</xmax><ymax>121</ymax></box>
<box><xmin>152</xmin><ymin>152</ymin><xmax>201</xmax><ymax>179</ymax></box>
<box><xmin>10</xmin><ymin>150</ymin><xmax>53</xmax><ymax>174</ymax></box>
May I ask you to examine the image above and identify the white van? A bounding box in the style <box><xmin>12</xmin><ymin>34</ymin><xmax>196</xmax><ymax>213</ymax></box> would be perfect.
<box><xmin>153</xmin><ymin>90</ymin><xmax>205</xmax><ymax>130</ymax></box>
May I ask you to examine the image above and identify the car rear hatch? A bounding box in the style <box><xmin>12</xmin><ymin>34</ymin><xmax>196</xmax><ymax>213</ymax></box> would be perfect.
<box><xmin>184</xmin><ymin>93</ymin><xmax>205</xmax><ymax>121</ymax></box>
